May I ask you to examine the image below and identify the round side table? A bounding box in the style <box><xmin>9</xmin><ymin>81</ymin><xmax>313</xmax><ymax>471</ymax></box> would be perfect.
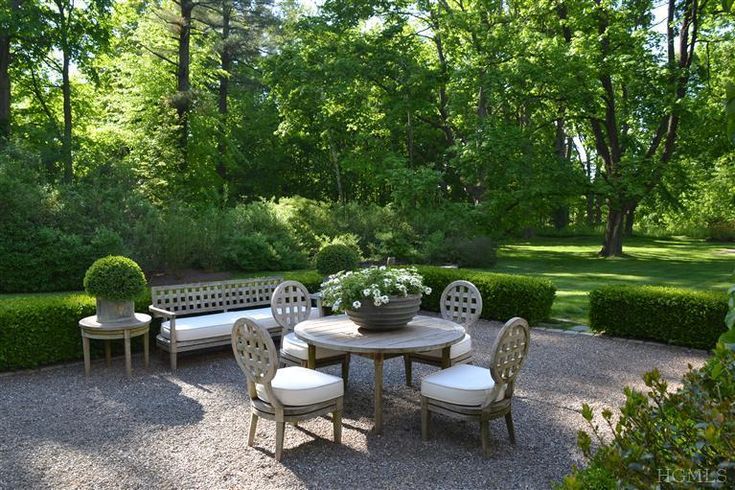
<box><xmin>79</xmin><ymin>313</ymin><xmax>151</xmax><ymax>377</ymax></box>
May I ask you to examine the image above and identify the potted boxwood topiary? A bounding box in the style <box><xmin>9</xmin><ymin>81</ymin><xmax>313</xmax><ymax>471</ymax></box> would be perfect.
<box><xmin>84</xmin><ymin>256</ymin><xmax>147</xmax><ymax>323</ymax></box>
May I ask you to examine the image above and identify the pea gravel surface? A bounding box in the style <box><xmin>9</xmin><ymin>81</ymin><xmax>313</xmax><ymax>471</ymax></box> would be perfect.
<box><xmin>0</xmin><ymin>318</ymin><xmax>708</xmax><ymax>490</ymax></box>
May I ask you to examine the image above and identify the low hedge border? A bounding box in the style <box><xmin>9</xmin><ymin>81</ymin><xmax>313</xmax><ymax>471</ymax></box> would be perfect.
<box><xmin>0</xmin><ymin>268</ymin><xmax>552</xmax><ymax>371</ymax></box>
<box><xmin>0</xmin><ymin>293</ymin><xmax>152</xmax><ymax>371</ymax></box>
<box><xmin>416</xmin><ymin>266</ymin><xmax>556</xmax><ymax>326</ymax></box>
<box><xmin>589</xmin><ymin>285</ymin><xmax>728</xmax><ymax>349</ymax></box>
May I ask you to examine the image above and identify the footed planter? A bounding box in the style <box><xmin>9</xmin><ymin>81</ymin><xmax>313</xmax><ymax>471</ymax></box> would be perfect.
<box><xmin>346</xmin><ymin>294</ymin><xmax>421</xmax><ymax>331</ymax></box>
<box><xmin>96</xmin><ymin>298</ymin><xmax>135</xmax><ymax>324</ymax></box>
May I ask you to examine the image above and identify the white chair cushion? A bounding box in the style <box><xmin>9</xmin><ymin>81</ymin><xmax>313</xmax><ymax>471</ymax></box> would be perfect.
<box><xmin>256</xmin><ymin>366</ymin><xmax>344</xmax><ymax>406</ymax></box>
<box><xmin>281</xmin><ymin>333</ymin><xmax>347</xmax><ymax>360</ymax></box>
<box><xmin>421</xmin><ymin>364</ymin><xmax>506</xmax><ymax>407</ymax></box>
<box><xmin>161</xmin><ymin>308</ymin><xmax>319</xmax><ymax>342</ymax></box>
<box><xmin>418</xmin><ymin>333</ymin><xmax>472</xmax><ymax>359</ymax></box>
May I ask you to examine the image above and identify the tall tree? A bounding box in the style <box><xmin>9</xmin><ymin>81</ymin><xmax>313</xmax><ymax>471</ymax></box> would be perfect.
<box><xmin>0</xmin><ymin>0</ymin><xmax>21</xmax><ymax>142</ymax></box>
<box><xmin>39</xmin><ymin>0</ymin><xmax>111</xmax><ymax>181</ymax></box>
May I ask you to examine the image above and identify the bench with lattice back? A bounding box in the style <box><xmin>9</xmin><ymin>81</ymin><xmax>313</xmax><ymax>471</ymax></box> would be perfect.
<box><xmin>149</xmin><ymin>277</ymin><xmax>320</xmax><ymax>370</ymax></box>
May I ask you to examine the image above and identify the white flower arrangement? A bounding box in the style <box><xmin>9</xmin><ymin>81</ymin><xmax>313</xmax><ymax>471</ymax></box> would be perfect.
<box><xmin>320</xmin><ymin>266</ymin><xmax>431</xmax><ymax>312</ymax></box>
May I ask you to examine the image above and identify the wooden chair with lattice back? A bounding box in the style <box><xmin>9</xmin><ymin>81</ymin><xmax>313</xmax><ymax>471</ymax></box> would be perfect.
<box><xmin>232</xmin><ymin>317</ymin><xmax>344</xmax><ymax>461</ymax></box>
<box><xmin>272</xmin><ymin>280</ymin><xmax>351</xmax><ymax>387</ymax></box>
<box><xmin>403</xmin><ymin>280</ymin><xmax>482</xmax><ymax>386</ymax></box>
<box><xmin>419</xmin><ymin>317</ymin><xmax>530</xmax><ymax>456</ymax></box>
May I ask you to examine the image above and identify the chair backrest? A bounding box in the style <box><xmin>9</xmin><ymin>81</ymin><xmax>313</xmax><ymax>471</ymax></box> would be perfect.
<box><xmin>489</xmin><ymin>317</ymin><xmax>530</xmax><ymax>390</ymax></box>
<box><xmin>151</xmin><ymin>276</ymin><xmax>282</xmax><ymax>315</ymax></box>
<box><xmin>231</xmin><ymin>317</ymin><xmax>279</xmax><ymax>405</ymax></box>
<box><xmin>271</xmin><ymin>280</ymin><xmax>312</xmax><ymax>332</ymax></box>
<box><xmin>440</xmin><ymin>280</ymin><xmax>483</xmax><ymax>327</ymax></box>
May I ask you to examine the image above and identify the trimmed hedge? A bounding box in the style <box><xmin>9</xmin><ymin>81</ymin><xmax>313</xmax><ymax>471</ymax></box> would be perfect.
<box><xmin>589</xmin><ymin>285</ymin><xmax>727</xmax><ymax>349</ymax></box>
<box><xmin>0</xmin><ymin>293</ymin><xmax>151</xmax><ymax>371</ymax></box>
<box><xmin>416</xmin><ymin>266</ymin><xmax>556</xmax><ymax>325</ymax></box>
<box><xmin>284</xmin><ymin>270</ymin><xmax>323</xmax><ymax>292</ymax></box>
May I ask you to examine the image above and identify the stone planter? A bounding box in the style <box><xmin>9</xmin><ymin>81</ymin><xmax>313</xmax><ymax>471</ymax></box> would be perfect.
<box><xmin>346</xmin><ymin>294</ymin><xmax>421</xmax><ymax>331</ymax></box>
<box><xmin>96</xmin><ymin>298</ymin><xmax>135</xmax><ymax>324</ymax></box>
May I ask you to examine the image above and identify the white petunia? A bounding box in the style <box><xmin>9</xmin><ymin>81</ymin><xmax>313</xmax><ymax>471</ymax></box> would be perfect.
<box><xmin>352</xmin><ymin>301</ymin><xmax>362</xmax><ymax>309</ymax></box>
<box><xmin>363</xmin><ymin>288</ymin><xmax>372</xmax><ymax>296</ymax></box>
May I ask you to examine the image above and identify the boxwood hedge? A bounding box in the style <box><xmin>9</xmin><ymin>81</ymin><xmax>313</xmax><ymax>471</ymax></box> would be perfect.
<box><xmin>1</xmin><ymin>268</ymin><xmax>552</xmax><ymax>371</ymax></box>
<box><xmin>589</xmin><ymin>285</ymin><xmax>727</xmax><ymax>349</ymax></box>
<box><xmin>416</xmin><ymin>266</ymin><xmax>556</xmax><ymax>325</ymax></box>
<box><xmin>0</xmin><ymin>293</ymin><xmax>151</xmax><ymax>371</ymax></box>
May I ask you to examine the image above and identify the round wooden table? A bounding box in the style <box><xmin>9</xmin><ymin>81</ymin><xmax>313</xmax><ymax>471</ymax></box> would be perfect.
<box><xmin>294</xmin><ymin>314</ymin><xmax>465</xmax><ymax>433</ymax></box>
<box><xmin>79</xmin><ymin>313</ymin><xmax>151</xmax><ymax>377</ymax></box>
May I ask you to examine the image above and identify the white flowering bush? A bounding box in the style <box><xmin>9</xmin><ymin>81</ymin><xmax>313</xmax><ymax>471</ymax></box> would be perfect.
<box><xmin>320</xmin><ymin>266</ymin><xmax>431</xmax><ymax>312</ymax></box>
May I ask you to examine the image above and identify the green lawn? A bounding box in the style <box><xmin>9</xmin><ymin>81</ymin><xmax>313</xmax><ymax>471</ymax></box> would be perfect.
<box><xmin>486</xmin><ymin>236</ymin><xmax>734</xmax><ymax>325</ymax></box>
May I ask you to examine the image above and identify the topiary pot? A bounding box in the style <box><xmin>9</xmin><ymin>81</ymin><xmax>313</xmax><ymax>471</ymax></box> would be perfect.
<box><xmin>346</xmin><ymin>294</ymin><xmax>421</xmax><ymax>331</ymax></box>
<box><xmin>96</xmin><ymin>298</ymin><xmax>136</xmax><ymax>323</ymax></box>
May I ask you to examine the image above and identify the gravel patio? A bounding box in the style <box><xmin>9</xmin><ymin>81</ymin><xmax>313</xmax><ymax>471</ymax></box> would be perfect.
<box><xmin>0</xmin><ymin>319</ymin><xmax>708</xmax><ymax>490</ymax></box>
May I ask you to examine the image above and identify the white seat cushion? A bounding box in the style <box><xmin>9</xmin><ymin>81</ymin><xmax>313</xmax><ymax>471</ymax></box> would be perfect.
<box><xmin>281</xmin><ymin>333</ymin><xmax>346</xmax><ymax>360</ymax></box>
<box><xmin>256</xmin><ymin>366</ymin><xmax>344</xmax><ymax>406</ymax></box>
<box><xmin>421</xmin><ymin>364</ymin><xmax>506</xmax><ymax>407</ymax></box>
<box><xmin>161</xmin><ymin>308</ymin><xmax>319</xmax><ymax>342</ymax></box>
<box><xmin>418</xmin><ymin>334</ymin><xmax>472</xmax><ymax>359</ymax></box>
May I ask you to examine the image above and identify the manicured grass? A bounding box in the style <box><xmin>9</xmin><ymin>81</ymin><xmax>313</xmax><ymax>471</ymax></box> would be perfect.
<box><xmin>485</xmin><ymin>236</ymin><xmax>734</xmax><ymax>324</ymax></box>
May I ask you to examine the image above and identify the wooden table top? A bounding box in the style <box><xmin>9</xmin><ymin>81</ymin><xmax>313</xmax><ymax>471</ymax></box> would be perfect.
<box><xmin>294</xmin><ymin>314</ymin><xmax>465</xmax><ymax>354</ymax></box>
<box><xmin>79</xmin><ymin>313</ymin><xmax>152</xmax><ymax>331</ymax></box>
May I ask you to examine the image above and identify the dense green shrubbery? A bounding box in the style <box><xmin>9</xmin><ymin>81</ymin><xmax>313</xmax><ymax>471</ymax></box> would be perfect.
<box><xmin>315</xmin><ymin>244</ymin><xmax>360</xmax><ymax>276</ymax></box>
<box><xmin>0</xmin><ymin>293</ymin><xmax>152</xmax><ymax>371</ymax></box>
<box><xmin>589</xmin><ymin>285</ymin><xmax>727</xmax><ymax>349</ymax></box>
<box><xmin>558</xmin><ymin>346</ymin><xmax>735</xmax><ymax>489</ymax></box>
<box><xmin>84</xmin><ymin>256</ymin><xmax>147</xmax><ymax>300</ymax></box>
<box><xmin>416</xmin><ymin>266</ymin><xmax>556</xmax><ymax>325</ymax></box>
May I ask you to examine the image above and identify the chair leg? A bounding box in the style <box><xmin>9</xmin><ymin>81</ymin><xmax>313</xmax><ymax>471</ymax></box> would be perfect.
<box><xmin>342</xmin><ymin>354</ymin><xmax>350</xmax><ymax>389</ymax></box>
<box><xmin>333</xmin><ymin>410</ymin><xmax>342</xmax><ymax>444</ymax></box>
<box><xmin>505</xmin><ymin>412</ymin><xmax>516</xmax><ymax>444</ymax></box>
<box><xmin>480</xmin><ymin>418</ymin><xmax>489</xmax><ymax>457</ymax></box>
<box><xmin>421</xmin><ymin>396</ymin><xmax>430</xmax><ymax>441</ymax></box>
<box><xmin>248</xmin><ymin>413</ymin><xmax>258</xmax><ymax>447</ymax></box>
<box><xmin>403</xmin><ymin>354</ymin><xmax>413</xmax><ymax>387</ymax></box>
<box><xmin>170</xmin><ymin>351</ymin><xmax>177</xmax><ymax>371</ymax></box>
<box><xmin>275</xmin><ymin>421</ymin><xmax>285</xmax><ymax>461</ymax></box>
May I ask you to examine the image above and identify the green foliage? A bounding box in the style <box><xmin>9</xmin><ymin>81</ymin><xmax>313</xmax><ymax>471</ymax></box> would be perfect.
<box><xmin>589</xmin><ymin>286</ymin><xmax>728</xmax><ymax>349</ymax></box>
<box><xmin>283</xmin><ymin>270</ymin><xmax>323</xmax><ymax>293</ymax></box>
<box><xmin>557</xmin><ymin>346</ymin><xmax>735</xmax><ymax>489</ymax></box>
<box><xmin>83</xmin><ymin>256</ymin><xmax>147</xmax><ymax>300</ymax></box>
<box><xmin>416</xmin><ymin>266</ymin><xmax>556</xmax><ymax>325</ymax></box>
<box><xmin>0</xmin><ymin>292</ymin><xmax>151</xmax><ymax>371</ymax></box>
<box><xmin>315</xmin><ymin>244</ymin><xmax>360</xmax><ymax>276</ymax></box>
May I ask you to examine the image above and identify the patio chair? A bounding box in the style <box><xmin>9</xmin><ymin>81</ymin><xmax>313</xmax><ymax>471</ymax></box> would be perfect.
<box><xmin>420</xmin><ymin>317</ymin><xmax>530</xmax><ymax>456</ymax></box>
<box><xmin>403</xmin><ymin>280</ymin><xmax>482</xmax><ymax>386</ymax></box>
<box><xmin>272</xmin><ymin>281</ymin><xmax>351</xmax><ymax>387</ymax></box>
<box><xmin>232</xmin><ymin>317</ymin><xmax>344</xmax><ymax>461</ymax></box>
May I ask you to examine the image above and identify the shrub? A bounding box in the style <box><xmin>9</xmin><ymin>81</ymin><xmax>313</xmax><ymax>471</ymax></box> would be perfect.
<box><xmin>284</xmin><ymin>270</ymin><xmax>323</xmax><ymax>292</ymax></box>
<box><xmin>557</xmin><ymin>346</ymin><xmax>735</xmax><ymax>489</ymax></box>
<box><xmin>454</xmin><ymin>235</ymin><xmax>498</xmax><ymax>268</ymax></box>
<box><xmin>589</xmin><ymin>285</ymin><xmax>727</xmax><ymax>349</ymax></box>
<box><xmin>315</xmin><ymin>244</ymin><xmax>360</xmax><ymax>276</ymax></box>
<box><xmin>0</xmin><ymin>292</ymin><xmax>152</xmax><ymax>371</ymax></box>
<box><xmin>416</xmin><ymin>266</ymin><xmax>556</xmax><ymax>325</ymax></box>
<box><xmin>84</xmin><ymin>256</ymin><xmax>148</xmax><ymax>301</ymax></box>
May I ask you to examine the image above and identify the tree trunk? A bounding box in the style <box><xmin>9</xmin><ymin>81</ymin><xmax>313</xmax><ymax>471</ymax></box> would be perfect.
<box><xmin>61</xmin><ymin>46</ymin><xmax>73</xmax><ymax>182</ymax></box>
<box><xmin>326</xmin><ymin>131</ymin><xmax>344</xmax><ymax>202</ymax></box>
<box><xmin>176</xmin><ymin>0</ymin><xmax>194</xmax><ymax>167</ymax></box>
<box><xmin>0</xmin><ymin>32</ymin><xmax>10</xmax><ymax>141</ymax></box>
<box><xmin>600</xmin><ymin>204</ymin><xmax>626</xmax><ymax>257</ymax></box>
<box><xmin>216</xmin><ymin>2</ymin><xmax>230</xmax><ymax>181</ymax></box>
<box><xmin>0</xmin><ymin>0</ymin><xmax>18</xmax><ymax>143</ymax></box>
<box><xmin>406</xmin><ymin>109</ymin><xmax>414</xmax><ymax>166</ymax></box>
<box><xmin>624</xmin><ymin>204</ymin><xmax>636</xmax><ymax>236</ymax></box>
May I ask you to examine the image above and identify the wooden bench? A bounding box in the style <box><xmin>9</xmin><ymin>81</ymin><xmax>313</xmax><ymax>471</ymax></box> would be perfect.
<box><xmin>149</xmin><ymin>277</ymin><xmax>321</xmax><ymax>370</ymax></box>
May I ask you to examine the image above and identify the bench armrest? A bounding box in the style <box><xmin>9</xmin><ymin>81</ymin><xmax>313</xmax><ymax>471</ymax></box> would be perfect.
<box><xmin>149</xmin><ymin>305</ymin><xmax>176</xmax><ymax>319</ymax></box>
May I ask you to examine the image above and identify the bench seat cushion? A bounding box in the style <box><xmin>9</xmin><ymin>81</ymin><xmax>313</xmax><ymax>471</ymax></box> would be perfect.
<box><xmin>160</xmin><ymin>308</ymin><xmax>319</xmax><ymax>342</ymax></box>
<box><xmin>256</xmin><ymin>366</ymin><xmax>343</xmax><ymax>406</ymax></box>
<box><xmin>421</xmin><ymin>364</ymin><xmax>505</xmax><ymax>407</ymax></box>
<box><xmin>416</xmin><ymin>333</ymin><xmax>472</xmax><ymax>359</ymax></box>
